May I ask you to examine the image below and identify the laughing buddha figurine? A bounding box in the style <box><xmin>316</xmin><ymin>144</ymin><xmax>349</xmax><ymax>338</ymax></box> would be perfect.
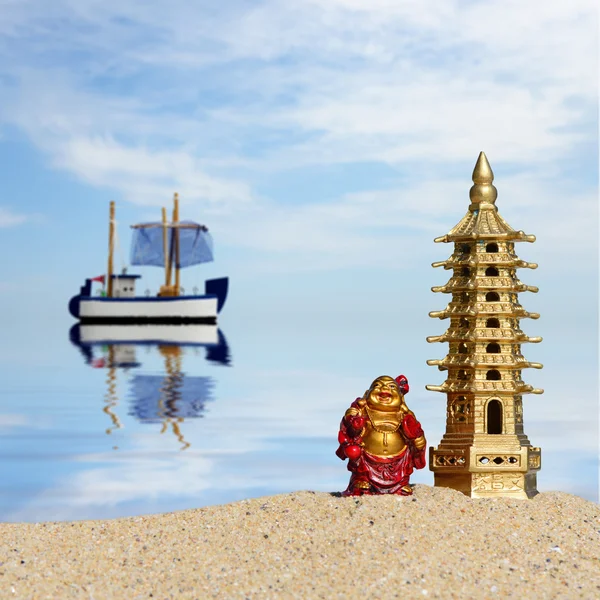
<box><xmin>336</xmin><ymin>375</ymin><xmax>426</xmax><ymax>496</ymax></box>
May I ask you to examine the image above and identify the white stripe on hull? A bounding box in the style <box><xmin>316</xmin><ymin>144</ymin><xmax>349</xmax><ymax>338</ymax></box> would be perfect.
<box><xmin>79</xmin><ymin>296</ymin><xmax>218</xmax><ymax>319</ymax></box>
<box><xmin>79</xmin><ymin>324</ymin><xmax>220</xmax><ymax>345</ymax></box>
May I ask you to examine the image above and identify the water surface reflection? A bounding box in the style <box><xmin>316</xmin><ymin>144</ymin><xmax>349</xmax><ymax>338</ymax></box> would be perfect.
<box><xmin>69</xmin><ymin>324</ymin><xmax>231</xmax><ymax>449</ymax></box>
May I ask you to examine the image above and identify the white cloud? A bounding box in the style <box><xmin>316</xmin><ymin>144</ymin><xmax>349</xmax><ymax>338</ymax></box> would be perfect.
<box><xmin>0</xmin><ymin>414</ymin><xmax>30</xmax><ymax>429</ymax></box>
<box><xmin>0</xmin><ymin>207</ymin><xmax>30</xmax><ymax>227</ymax></box>
<box><xmin>0</xmin><ymin>413</ymin><xmax>52</xmax><ymax>432</ymax></box>
<box><xmin>56</xmin><ymin>136</ymin><xmax>254</xmax><ymax>210</ymax></box>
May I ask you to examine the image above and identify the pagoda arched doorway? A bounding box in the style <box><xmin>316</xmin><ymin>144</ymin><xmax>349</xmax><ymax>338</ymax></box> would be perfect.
<box><xmin>487</xmin><ymin>399</ymin><xmax>503</xmax><ymax>434</ymax></box>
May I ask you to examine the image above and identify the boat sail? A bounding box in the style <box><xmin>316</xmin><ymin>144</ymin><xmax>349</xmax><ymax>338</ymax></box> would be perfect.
<box><xmin>68</xmin><ymin>194</ymin><xmax>228</xmax><ymax>323</ymax></box>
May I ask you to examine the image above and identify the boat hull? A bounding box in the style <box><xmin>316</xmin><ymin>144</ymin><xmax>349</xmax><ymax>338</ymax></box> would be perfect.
<box><xmin>78</xmin><ymin>323</ymin><xmax>220</xmax><ymax>345</ymax></box>
<box><xmin>69</xmin><ymin>277</ymin><xmax>229</xmax><ymax>323</ymax></box>
<box><xmin>79</xmin><ymin>295</ymin><xmax>218</xmax><ymax>324</ymax></box>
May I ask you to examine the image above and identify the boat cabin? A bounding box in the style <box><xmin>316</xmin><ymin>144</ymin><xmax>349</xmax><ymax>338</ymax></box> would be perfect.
<box><xmin>111</xmin><ymin>274</ymin><xmax>141</xmax><ymax>298</ymax></box>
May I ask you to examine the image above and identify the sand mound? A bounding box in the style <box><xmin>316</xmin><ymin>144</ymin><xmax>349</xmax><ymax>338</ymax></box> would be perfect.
<box><xmin>1</xmin><ymin>485</ymin><xmax>598</xmax><ymax>599</ymax></box>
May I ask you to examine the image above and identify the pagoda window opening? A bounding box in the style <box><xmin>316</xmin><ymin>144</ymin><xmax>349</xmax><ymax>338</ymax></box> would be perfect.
<box><xmin>457</xmin><ymin>369</ymin><xmax>469</xmax><ymax>380</ymax></box>
<box><xmin>486</xmin><ymin>317</ymin><xmax>500</xmax><ymax>328</ymax></box>
<box><xmin>459</xmin><ymin>243</ymin><xmax>471</xmax><ymax>254</ymax></box>
<box><xmin>486</xmin><ymin>369</ymin><xmax>501</xmax><ymax>381</ymax></box>
<box><xmin>487</xmin><ymin>400</ymin><xmax>503</xmax><ymax>434</ymax></box>
<box><xmin>485</xmin><ymin>266</ymin><xmax>499</xmax><ymax>277</ymax></box>
<box><xmin>486</xmin><ymin>292</ymin><xmax>500</xmax><ymax>302</ymax></box>
<box><xmin>459</xmin><ymin>318</ymin><xmax>470</xmax><ymax>328</ymax></box>
<box><xmin>486</xmin><ymin>342</ymin><xmax>501</xmax><ymax>354</ymax></box>
<box><xmin>461</xmin><ymin>267</ymin><xmax>470</xmax><ymax>276</ymax></box>
<box><xmin>486</xmin><ymin>242</ymin><xmax>499</xmax><ymax>253</ymax></box>
<box><xmin>458</xmin><ymin>343</ymin><xmax>468</xmax><ymax>354</ymax></box>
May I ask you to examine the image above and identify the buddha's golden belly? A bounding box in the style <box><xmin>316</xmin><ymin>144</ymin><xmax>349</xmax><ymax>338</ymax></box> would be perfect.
<box><xmin>362</xmin><ymin>424</ymin><xmax>406</xmax><ymax>457</ymax></box>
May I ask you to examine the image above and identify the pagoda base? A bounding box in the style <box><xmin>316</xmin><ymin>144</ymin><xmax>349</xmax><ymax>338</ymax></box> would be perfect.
<box><xmin>429</xmin><ymin>444</ymin><xmax>541</xmax><ymax>499</ymax></box>
<box><xmin>432</xmin><ymin>471</ymin><xmax>539</xmax><ymax>499</ymax></box>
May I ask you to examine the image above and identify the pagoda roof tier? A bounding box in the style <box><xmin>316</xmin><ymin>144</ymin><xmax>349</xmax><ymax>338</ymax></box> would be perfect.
<box><xmin>434</xmin><ymin>229</ymin><xmax>536</xmax><ymax>244</ymax></box>
<box><xmin>426</xmin><ymin>328</ymin><xmax>540</xmax><ymax>343</ymax></box>
<box><xmin>431</xmin><ymin>277</ymin><xmax>539</xmax><ymax>294</ymax></box>
<box><xmin>427</xmin><ymin>356</ymin><xmax>543</xmax><ymax>369</ymax></box>
<box><xmin>427</xmin><ymin>332</ymin><xmax>542</xmax><ymax>344</ymax></box>
<box><xmin>434</xmin><ymin>153</ymin><xmax>535</xmax><ymax>244</ymax></box>
<box><xmin>425</xmin><ymin>380</ymin><xmax>544</xmax><ymax>395</ymax></box>
<box><xmin>429</xmin><ymin>305</ymin><xmax>541</xmax><ymax>320</ymax></box>
<box><xmin>432</xmin><ymin>256</ymin><xmax>538</xmax><ymax>270</ymax></box>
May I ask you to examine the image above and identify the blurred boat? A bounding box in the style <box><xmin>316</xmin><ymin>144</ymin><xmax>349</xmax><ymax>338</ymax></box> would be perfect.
<box><xmin>68</xmin><ymin>194</ymin><xmax>228</xmax><ymax>324</ymax></box>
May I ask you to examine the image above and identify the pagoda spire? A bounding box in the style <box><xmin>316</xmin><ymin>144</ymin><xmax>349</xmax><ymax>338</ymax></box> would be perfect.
<box><xmin>472</xmin><ymin>151</ymin><xmax>494</xmax><ymax>184</ymax></box>
<box><xmin>427</xmin><ymin>152</ymin><xmax>543</xmax><ymax>499</ymax></box>
<box><xmin>469</xmin><ymin>151</ymin><xmax>497</xmax><ymax>209</ymax></box>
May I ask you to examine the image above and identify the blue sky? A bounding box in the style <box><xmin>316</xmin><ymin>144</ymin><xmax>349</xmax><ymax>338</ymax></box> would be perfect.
<box><xmin>0</xmin><ymin>0</ymin><xmax>598</xmax><ymax>516</ymax></box>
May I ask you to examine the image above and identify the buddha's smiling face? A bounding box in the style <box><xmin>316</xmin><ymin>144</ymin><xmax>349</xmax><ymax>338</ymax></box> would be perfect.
<box><xmin>366</xmin><ymin>376</ymin><xmax>403</xmax><ymax>412</ymax></box>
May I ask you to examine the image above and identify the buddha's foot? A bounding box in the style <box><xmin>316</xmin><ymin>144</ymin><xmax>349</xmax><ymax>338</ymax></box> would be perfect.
<box><xmin>342</xmin><ymin>481</ymin><xmax>373</xmax><ymax>496</ymax></box>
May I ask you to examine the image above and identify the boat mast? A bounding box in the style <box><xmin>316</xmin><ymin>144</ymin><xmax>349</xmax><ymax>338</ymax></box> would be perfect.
<box><xmin>173</xmin><ymin>193</ymin><xmax>181</xmax><ymax>296</ymax></box>
<box><xmin>161</xmin><ymin>207</ymin><xmax>172</xmax><ymax>289</ymax></box>
<box><xmin>107</xmin><ymin>201</ymin><xmax>115</xmax><ymax>297</ymax></box>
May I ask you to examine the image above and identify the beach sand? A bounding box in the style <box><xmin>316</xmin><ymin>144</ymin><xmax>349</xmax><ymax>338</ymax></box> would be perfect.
<box><xmin>1</xmin><ymin>485</ymin><xmax>598</xmax><ymax>599</ymax></box>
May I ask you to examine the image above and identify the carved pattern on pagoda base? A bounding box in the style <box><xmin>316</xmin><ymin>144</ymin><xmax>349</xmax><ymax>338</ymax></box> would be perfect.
<box><xmin>433</xmin><ymin>454</ymin><xmax>467</xmax><ymax>468</ymax></box>
<box><xmin>431</xmin><ymin>453</ymin><xmax>528</xmax><ymax>470</ymax></box>
<box><xmin>430</xmin><ymin>445</ymin><xmax>540</xmax><ymax>473</ymax></box>
<box><xmin>432</xmin><ymin>471</ymin><xmax>539</xmax><ymax>498</ymax></box>
<box><xmin>476</xmin><ymin>454</ymin><xmax>521</xmax><ymax>467</ymax></box>
<box><xmin>473</xmin><ymin>472</ymin><xmax>524</xmax><ymax>492</ymax></box>
<box><xmin>527</xmin><ymin>454</ymin><xmax>542</xmax><ymax>469</ymax></box>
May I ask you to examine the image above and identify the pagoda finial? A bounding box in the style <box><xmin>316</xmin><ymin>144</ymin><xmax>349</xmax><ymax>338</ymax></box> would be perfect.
<box><xmin>469</xmin><ymin>151</ymin><xmax>497</xmax><ymax>209</ymax></box>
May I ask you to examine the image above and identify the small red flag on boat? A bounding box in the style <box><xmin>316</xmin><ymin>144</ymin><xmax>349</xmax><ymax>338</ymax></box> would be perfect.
<box><xmin>91</xmin><ymin>275</ymin><xmax>105</xmax><ymax>285</ymax></box>
<box><xmin>90</xmin><ymin>357</ymin><xmax>106</xmax><ymax>368</ymax></box>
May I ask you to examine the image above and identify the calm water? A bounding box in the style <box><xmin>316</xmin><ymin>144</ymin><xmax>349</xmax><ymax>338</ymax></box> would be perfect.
<box><xmin>1</xmin><ymin>291</ymin><xmax>598</xmax><ymax>522</ymax></box>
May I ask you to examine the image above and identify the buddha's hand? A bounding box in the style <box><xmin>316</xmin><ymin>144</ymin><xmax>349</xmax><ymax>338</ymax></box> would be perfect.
<box><xmin>402</xmin><ymin>413</ymin><xmax>424</xmax><ymax>440</ymax></box>
<box><xmin>413</xmin><ymin>435</ymin><xmax>426</xmax><ymax>450</ymax></box>
<box><xmin>346</xmin><ymin>415</ymin><xmax>365</xmax><ymax>433</ymax></box>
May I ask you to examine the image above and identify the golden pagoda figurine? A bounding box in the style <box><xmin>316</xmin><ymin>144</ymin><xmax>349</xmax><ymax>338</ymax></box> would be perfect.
<box><xmin>427</xmin><ymin>151</ymin><xmax>543</xmax><ymax>498</ymax></box>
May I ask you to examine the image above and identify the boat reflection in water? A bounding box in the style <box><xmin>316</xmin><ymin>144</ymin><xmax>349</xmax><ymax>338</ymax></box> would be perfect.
<box><xmin>69</xmin><ymin>324</ymin><xmax>231</xmax><ymax>449</ymax></box>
